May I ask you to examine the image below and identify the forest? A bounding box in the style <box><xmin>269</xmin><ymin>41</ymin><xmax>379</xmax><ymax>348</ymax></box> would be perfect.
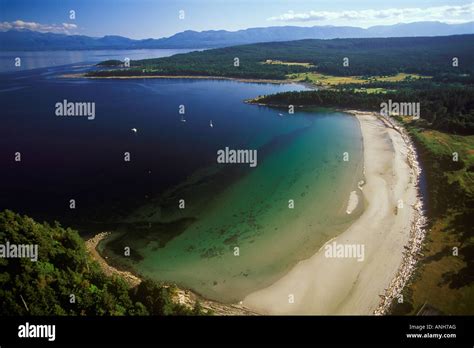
<box><xmin>90</xmin><ymin>35</ymin><xmax>474</xmax><ymax>79</ymax></box>
<box><xmin>252</xmin><ymin>87</ymin><xmax>474</xmax><ymax>135</ymax></box>
<box><xmin>0</xmin><ymin>210</ymin><xmax>206</xmax><ymax>316</ymax></box>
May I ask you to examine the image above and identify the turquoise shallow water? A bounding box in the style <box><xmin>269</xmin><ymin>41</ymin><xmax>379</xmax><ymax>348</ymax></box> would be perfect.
<box><xmin>105</xmin><ymin>107</ymin><xmax>364</xmax><ymax>303</ymax></box>
<box><xmin>0</xmin><ymin>59</ymin><xmax>363</xmax><ymax>302</ymax></box>
<box><xmin>0</xmin><ymin>54</ymin><xmax>364</xmax><ymax>303</ymax></box>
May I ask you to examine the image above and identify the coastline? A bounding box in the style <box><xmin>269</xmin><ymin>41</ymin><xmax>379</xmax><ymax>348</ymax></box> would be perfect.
<box><xmin>61</xmin><ymin>72</ymin><xmax>303</xmax><ymax>85</ymax></box>
<box><xmin>346</xmin><ymin>110</ymin><xmax>427</xmax><ymax>315</ymax></box>
<box><xmin>85</xmin><ymin>232</ymin><xmax>258</xmax><ymax>316</ymax></box>
<box><xmin>85</xmin><ymin>107</ymin><xmax>426</xmax><ymax>316</ymax></box>
<box><xmin>60</xmin><ymin>72</ymin><xmax>318</xmax><ymax>90</ymax></box>
<box><xmin>242</xmin><ymin>110</ymin><xmax>426</xmax><ymax>314</ymax></box>
<box><xmin>85</xmin><ymin>232</ymin><xmax>142</xmax><ymax>287</ymax></box>
<box><xmin>369</xmin><ymin>113</ymin><xmax>427</xmax><ymax>315</ymax></box>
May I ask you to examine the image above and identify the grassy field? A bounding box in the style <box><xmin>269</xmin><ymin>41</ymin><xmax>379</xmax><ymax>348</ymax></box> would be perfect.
<box><xmin>403</xmin><ymin>214</ymin><xmax>474</xmax><ymax>314</ymax></box>
<box><xmin>353</xmin><ymin>87</ymin><xmax>394</xmax><ymax>94</ymax></box>
<box><xmin>262</xmin><ymin>60</ymin><xmax>315</xmax><ymax>67</ymax></box>
<box><xmin>417</xmin><ymin>130</ymin><xmax>474</xmax><ymax>193</ymax></box>
<box><xmin>392</xmin><ymin>125</ymin><xmax>474</xmax><ymax>315</ymax></box>
<box><xmin>287</xmin><ymin>72</ymin><xmax>430</xmax><ymax>88</ymax></box>
<box><xmin>376</xmin><ymin>73</ymin><xmax>430</xmax><ymax>82</ymax></box>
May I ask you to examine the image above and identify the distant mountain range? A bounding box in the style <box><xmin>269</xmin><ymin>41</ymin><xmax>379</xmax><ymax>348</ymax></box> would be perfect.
<box><xmin>1</xmin><ymin>21</ymin><xmax>473</xmax><ymax>50</ymax></box>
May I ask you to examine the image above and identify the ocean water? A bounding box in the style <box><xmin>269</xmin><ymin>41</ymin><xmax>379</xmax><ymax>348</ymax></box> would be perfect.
<box><xmin>0</xmin><ymin>51</ymin><xmax>364</xmax><ymax>302</ymax></box>
<box><xmin>131</xmin><ymin>109</ymin><xmax>365</xmax><ymax>302</ymax></box>
<box><xmin>0</xmin><ymin>49</ymin><xmax>197</xmax><ymax>72</ymax></box>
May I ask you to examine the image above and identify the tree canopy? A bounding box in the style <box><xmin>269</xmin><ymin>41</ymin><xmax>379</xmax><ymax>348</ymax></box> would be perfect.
<box><xmin>0</xmin><ymin>210</ymin><xmax>205</xmax><ymax>316</ymax></box>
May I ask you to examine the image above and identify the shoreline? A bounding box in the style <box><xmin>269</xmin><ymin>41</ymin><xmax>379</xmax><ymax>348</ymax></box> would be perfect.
<box><xmin>369</xmin><ymin>114</ymin><xmax>427</xmax><ymax>315</ymax></box>
<box><xmin>60</xmin><ymin>72</ymin><xmax>310</xmax><ymax>86</ymax></box>
<box><xmin>242</xmin><ymin>110</ymin><xmax>426</xmax><ymax>314</ymax></box>
<box><xmin>85</xmin><ymin>232</ymin><xmax>258</xmax><ymax>315</ymax></box>
<box><xmin>86</xmin><ymin>107</ymin><xmax>426</xmax><ymax>315</ymax></box>
<box><xmin>85</xmin><ymin>232</ymin><xmax>142</xmax><ymax>287</ymax></box>
<box><xmin>345</xmin><ymin>110</ymin><xmax>427</xmax><ymax>315</ymax></box>
<box><xmin>60</xmin><ymin>72</ymin><xmax>318</xmax><ymax>90</ymax></box>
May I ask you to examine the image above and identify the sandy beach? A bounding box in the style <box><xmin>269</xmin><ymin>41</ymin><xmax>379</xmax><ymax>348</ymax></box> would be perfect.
<box><xmin>85</xmin><ymin>232</ymin><xmax>142</xmax><ymax>287</ymax></box>
<box><xmin>62</xmin><ymin>73</ymin><xmax>292</xmax><ymax>84</ymax></box>
<box><xmin>243</xmin><ymin>112</ymin><xmax>424</xmax><ymax>315</ymax></box>
<box><xmin>60</xmin><ymin>73</ymin><xmax>318</xmax><ymax>90</ymax></box>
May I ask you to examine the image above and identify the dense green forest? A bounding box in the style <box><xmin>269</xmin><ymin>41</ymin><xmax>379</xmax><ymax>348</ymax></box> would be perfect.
<box><xmin>0</xmin><ymin>210</ymin><xmax>205</xmax><ymax>315</ymax></box>
<box><xmin>90</xmin><ymin>35</ymin><xmax>474</xmax><ymax>79</ymax></box>
<box><xmin>251</xmin><ymin>87</ymin><xmax>474</xmax><ymax>134</ymax></box>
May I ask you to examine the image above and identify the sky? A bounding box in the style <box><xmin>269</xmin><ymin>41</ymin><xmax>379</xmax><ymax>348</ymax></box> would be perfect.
<box><xmin>0</xmin><ymin>0</ymin><xmax>472</xmax><ymax>39</ymax></box>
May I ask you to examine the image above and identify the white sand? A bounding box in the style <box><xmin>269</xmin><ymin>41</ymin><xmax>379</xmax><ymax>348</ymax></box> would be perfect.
<box><xmin>243</xmin><ymin>113</ymin><xmax>418</xmax><ymax>314</ymax></box>
<box><xmin>345</xmin><ymin>191</ymin><xmax>359</xmax><ymax>214</ymax></box>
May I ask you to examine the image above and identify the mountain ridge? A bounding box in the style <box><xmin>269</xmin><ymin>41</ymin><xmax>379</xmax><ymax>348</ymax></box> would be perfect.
<box><xmin>1</xmin><ymin>21</ymin><xmax>473</xmax><ymax>50</ymax></box>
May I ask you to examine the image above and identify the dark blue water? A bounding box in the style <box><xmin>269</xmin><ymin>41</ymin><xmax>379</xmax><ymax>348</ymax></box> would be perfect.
<box><xmin>0</xmin><ymin>49</ymin><xmax>198</xmax><ymax>72</ymax></box>
<box><xmin>0</xmin><ymin>62</ymin><xmax>308</xmax><ymax>228</ymax></box>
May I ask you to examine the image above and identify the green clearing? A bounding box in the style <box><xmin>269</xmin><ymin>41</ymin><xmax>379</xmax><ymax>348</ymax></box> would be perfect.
<box><xmin>263</xmin><ymin>60</ymin><xmax>315</xmax><ymax>67</ymax></box>
<box><xmin>392</xmin><ymin>126</ymin><xmax>474</xmax><ymax>314</ymax></box>
<box><xmin>287</xmin><ymin>72</ymin><xmax>429</xmax><ymax>88</ymax></box>
<box><xmin>91</xmin><ymin>35</ymin><xmax>474</xmax><ymax>81</ymax></box>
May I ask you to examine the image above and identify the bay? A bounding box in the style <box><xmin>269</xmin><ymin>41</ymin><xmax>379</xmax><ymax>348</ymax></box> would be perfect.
<box><xmin>0</xmin><ymin>52</ymin><xmax>363</xmax><ymax>302</ymax></box>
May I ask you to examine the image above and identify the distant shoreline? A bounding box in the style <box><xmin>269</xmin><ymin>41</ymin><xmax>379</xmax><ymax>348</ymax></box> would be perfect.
<box><xmin>62</xmin><ymin>72</ymin><xmax>295</xmax><ymax>84</ymax></box>
<box><xmin>60</xmin><ymin>72</ymin><xmax>319</xmax><ymax>90</ymax></box>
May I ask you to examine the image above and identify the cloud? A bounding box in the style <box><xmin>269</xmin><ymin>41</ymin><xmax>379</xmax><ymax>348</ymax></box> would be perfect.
<box><xmin>267</xmin><ymin>4</ymin><xmax>474</xmax><ymax>25</ymax></box>
<box><xmin>0</xmin><ymin>20</ymin><xmax>78</xmax><ymax>34</ymax></box>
